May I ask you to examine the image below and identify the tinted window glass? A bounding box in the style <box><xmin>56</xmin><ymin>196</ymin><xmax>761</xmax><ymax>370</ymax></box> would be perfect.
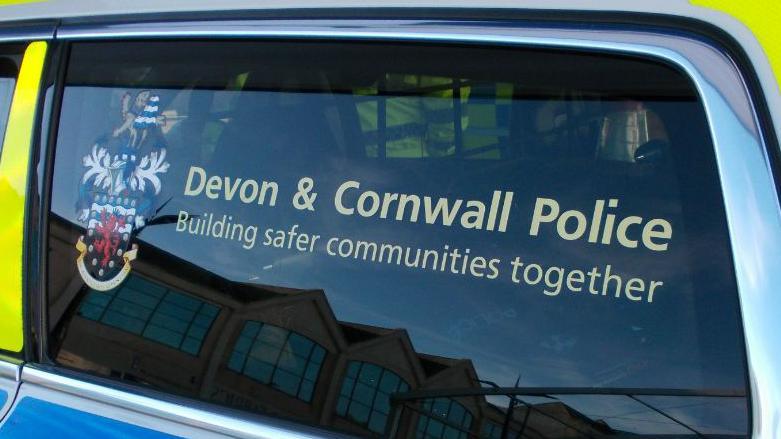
<box><xmin>78</xmin><ymin>274</ymin><xmax>218</xmax><ymax>355</ymax></box>
<box><xmin>47</xmin><ymin>41</ymin><xmax>748</xmax><ymax>437</ymax></box>
<box><xmin>417</xmin><ymin>398</ymin><xmax>473</xmax><ymax>439</ymax></box>
<box><xmin>0</xmin><ymin>47</ymin><xmax>22</xmax><ymax>150</ymax></box>
<box><xmin>226</xmin><ymin>321</ymin><xmax>326</xmax><ymax>402</ymax></box>
<box><xmin>337</xmin><ymin>361</ymin><xmax>410</xmax><ymax>433</ymax></box>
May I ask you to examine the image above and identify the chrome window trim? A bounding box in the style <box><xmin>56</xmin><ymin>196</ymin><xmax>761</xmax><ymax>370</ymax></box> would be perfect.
<box><xmin>0</xmin><ymin>361</ymin><xmax>20</xmax><ymax>382</ymax></box>
<box><xmin>0</xmin><ymin>26</ymin><xmax>54</xmax><ymax>42</ymax></box>
<box><xmin>42</xmin><ymin>21</ymin><xmax>781</xmax><ymax>438</ymax></box>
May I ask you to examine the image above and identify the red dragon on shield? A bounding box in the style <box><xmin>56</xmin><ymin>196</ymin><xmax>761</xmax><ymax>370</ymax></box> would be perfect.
<box><xmin>92</xmin><ymin>209</ymin><xmax>127</xmax><ymax>268</ymax></box>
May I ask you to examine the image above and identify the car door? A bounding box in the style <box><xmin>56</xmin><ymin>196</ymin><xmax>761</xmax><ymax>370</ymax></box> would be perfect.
<box><xmin>0</xmin><ymin>16</ymin><xmax>773</xmax><ymax>439</ymax></box>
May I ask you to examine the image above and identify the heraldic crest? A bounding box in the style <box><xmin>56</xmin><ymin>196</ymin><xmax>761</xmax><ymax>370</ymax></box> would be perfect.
<box><xmin>75</xmin><ymin>90</ymin><xmax>170</xmax><ymax>291</ymax></box>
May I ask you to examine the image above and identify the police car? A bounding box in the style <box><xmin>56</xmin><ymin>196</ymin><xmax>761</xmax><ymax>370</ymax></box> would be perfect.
<box><xmin>0</xmin><ymin>1</ymin><xmax>778</xmax><ymax>437</ymax></box>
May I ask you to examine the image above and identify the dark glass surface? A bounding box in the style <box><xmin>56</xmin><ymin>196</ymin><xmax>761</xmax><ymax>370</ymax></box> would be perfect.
<box><xmin>47</xmin><ymin>41</ymin><xmax>748</xmax><ymax>437</ymax></box>
<box><xmin>227</xmin><ymin>321</ymin><xmax>326</xmax><ymax>402</ymax></box>
<box><xmin>337</xmin><ymin>361</ymin><xmax>410</xmax><ymax>433</ymax></box>
<box><xmin>0</xmin><ymin>47</ymin><xmax>22</xmax><ymax>154</ymax></box>
<box><xmin>78</xmin><ymin>275</ymin><xmax>219</xmax><ymax>355</ymax></box>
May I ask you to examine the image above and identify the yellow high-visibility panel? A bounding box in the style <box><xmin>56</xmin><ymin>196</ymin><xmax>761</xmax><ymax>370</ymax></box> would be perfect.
<box><xmin>692</xmin><ymin>0</ymin><xmax>781</xmax><ymax>91</ymax></box>
<box><xmin>0</xmin><ymin>0</ymin><xmax>45</xmax><ymax>6</ymax></box>
<box><xmin>0</xmin><ymin>41</ymin><xmax>47</xmax><ymax>353</ymax></box>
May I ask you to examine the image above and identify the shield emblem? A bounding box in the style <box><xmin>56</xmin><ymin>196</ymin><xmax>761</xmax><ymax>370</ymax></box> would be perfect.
<box><xmin>76</xmin><ymin>194</ymin><xmax>138</xmax><ymax>290</ymax></box>
<box><xmin>74</xmin><ymin>90</ymin><xmax>169</xmax><ymax>291</ymax></box>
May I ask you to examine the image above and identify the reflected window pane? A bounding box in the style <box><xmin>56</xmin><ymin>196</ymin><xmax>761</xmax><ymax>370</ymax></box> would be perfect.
<box><xmin>416</xmin><ymin>398</ymin><xmax>472</xmax><ymax>439</ymax></box>
<box><xmin>336</xmin><ymin>361</ymin><xmax>410</xmax><ymax>434</ymax></box>
<box><xmin>227</xmin><ymin>321</ymin><xmax>326</xmax><ymax>403</ymax></box>
<box><xmin>77</xmin><ymin>274</ymin><xmax>218</xmax><ymax>355</ymax></box>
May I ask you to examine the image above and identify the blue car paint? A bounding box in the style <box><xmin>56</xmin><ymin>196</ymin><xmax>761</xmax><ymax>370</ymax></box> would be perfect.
<box><xmin>0</xmin><ymin>397</ymin><xmax>179</xmax><ymax>438</ymax></box>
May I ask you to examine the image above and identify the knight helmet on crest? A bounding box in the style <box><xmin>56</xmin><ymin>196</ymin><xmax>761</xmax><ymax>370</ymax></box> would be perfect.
<box><xmin>74</xmin><ymin>90</ymin><xmax>170</xmax><ymax>291</ymax></box>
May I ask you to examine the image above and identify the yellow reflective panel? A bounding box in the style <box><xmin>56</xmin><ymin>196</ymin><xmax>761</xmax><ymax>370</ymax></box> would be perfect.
<box><xmin>0</xmin><ymin>0</ymin><xmax>46</xmax><ymax>6</ymax></box>
<box><xmin>692</xmin><ymin>0</ymin><xmax>781</xmax><ymax>90</ymax></box>
<box><xmin>0</xmin><ymin>41</ymin><xmax>47</xmax><ymax>353</ymax></box>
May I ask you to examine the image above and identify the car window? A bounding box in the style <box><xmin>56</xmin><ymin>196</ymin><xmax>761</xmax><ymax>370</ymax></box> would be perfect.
<box><xmin>46</xmin><ymin>41</ymin><xmax>748</xmax><ymax>437</ymax></box>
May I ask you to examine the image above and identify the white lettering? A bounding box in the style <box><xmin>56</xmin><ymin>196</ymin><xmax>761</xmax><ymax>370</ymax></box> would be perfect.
<box><xmin>530</xmin><ymin>198</ymin><xmax>559</xmax><ymax>236</ymax></box>
<box><xmin>529</xmin><ymin>197</ymin><xmax>672</xmax><ymax>251</ymax></box>
<box><xmin>335</xmin><ymin>181</ymin><xmax>360</xmax><ymax>215</ymax></box>
<box><xmin>183</xmin><ymin>166</ymin><xmax>206</xmax><ymax>196</ymax></box>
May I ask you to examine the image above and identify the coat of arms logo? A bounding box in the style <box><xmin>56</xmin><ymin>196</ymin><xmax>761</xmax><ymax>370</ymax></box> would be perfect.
<box><xmin>75</xmin><ymin>90</ymin><xmax>170</xmax><ymax>291</ymax></box>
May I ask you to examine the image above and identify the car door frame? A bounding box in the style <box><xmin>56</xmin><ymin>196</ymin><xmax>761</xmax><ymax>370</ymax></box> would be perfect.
<box><xmin>10</xmin><ymin>15</ymin><xmax>780</xmax><ymax>438</ymax></box>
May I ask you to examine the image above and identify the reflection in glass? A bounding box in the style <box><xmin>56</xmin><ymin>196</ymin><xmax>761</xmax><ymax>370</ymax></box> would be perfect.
<box><xmin>228</xmin><ymin>321</ymin><xmax>326</xmax><ymax>402</ymax></box>
<box><xmin>480</xmin><ymin>421</ymin><xmax>504</xmax><ymax>439</ymax></box>
<box><xmin>50</xmin><ymin>213</ymin><xmax>748</xmax><ymax>437</ymax></box>
<box><xmin>78</xmin><ymin>275</ymin><xmax>219</xmax><ymax>355</ymax></box>
<box><xmin>336</xmin><ymin>361</ymin><xmax>410</xmax><ymax>433</ymax></box>
<box><xmin>415</xmin><ymin>398</ymin><xmax>473</xmax><ymax>439</ymax></box>
<box><xmin>47</xmin><ymin>41</ymin><xmax>749</xmax><ymax>437</ymax></box>
<box><xmin>0</xmin><ymin>52</ymin><xmax>20</xmax><ymax>149</ymax></box>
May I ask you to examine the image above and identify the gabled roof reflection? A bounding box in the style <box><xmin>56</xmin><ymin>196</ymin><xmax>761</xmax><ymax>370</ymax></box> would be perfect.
<box><xmin>49</xmin><ymin>214</ymin><xmax>748</xmax><ymax>438</ymax></box>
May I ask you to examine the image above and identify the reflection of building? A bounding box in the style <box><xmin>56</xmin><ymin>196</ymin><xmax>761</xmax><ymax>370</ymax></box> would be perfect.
<box><xmin>49</xmin><ymin>214</ymin><xmax>614</xmax><ymax>438</ymax></box>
